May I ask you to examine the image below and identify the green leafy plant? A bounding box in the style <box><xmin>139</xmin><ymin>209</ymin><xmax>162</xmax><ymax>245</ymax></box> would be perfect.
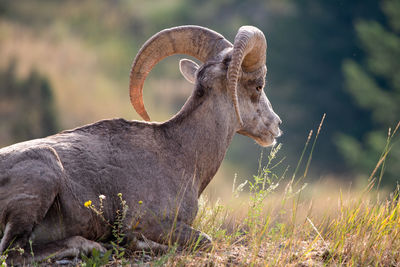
<box><xmin>81</xmin><ymin>248</ymin><xmax>112</xmax><ymax>267</ymax></box>
<box><xmin>84</xmin><ymin>193</ymin><xmax>129</xmax><ymax>263</ymax></box>
<box><xmin>110</xmin><ymin>193</ymin><xmax>128</xmax><ymax>261</ymax></box>
<box><xmin>0</xmin><ymin>255</ymin><xmax>6</xmax><ymax>267</ymax></box>
<box><xmin>28</xmin><ymin>239</ymin><xmax>38</xmax><ymax>267</ymax></box>
<box><xmin>0</xmin><ymin>242</ymin><xmax>25</xmax><ymax>267</ymax></box>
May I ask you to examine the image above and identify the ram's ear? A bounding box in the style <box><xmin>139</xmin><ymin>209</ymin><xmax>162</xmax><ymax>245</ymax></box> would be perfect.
<box><xmin>179</xmin><ymin>59</ymin><xmax>199</xmax><ymax>84</ymax></box>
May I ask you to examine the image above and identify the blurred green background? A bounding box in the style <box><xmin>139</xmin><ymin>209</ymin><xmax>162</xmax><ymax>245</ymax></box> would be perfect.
<box><xmin>0</xmin><ymin>0</ymin><xmax>399</xmax><ymax>187</ymax></box>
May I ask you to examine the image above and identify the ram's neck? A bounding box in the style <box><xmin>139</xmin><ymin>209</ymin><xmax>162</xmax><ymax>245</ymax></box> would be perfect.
<box><xmin>160</xmin><ymin>92</ymin><xmax>237</xmax><ymax>196</ymax></box>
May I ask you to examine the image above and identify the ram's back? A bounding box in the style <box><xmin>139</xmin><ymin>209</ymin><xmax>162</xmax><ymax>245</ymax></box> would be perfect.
<box><xmin>0</xmin><ymin>118</ymin><xmax>160</xmax><ymax>223</ymax></box>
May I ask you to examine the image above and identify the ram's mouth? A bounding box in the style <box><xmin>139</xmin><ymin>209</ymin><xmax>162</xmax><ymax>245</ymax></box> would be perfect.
<box><xmin>251</xmin><ymin>131</ymin><xmax>277</xmax><ymax>147</ymax></box>
<box><xmin>268</xmin><ymin>129</ymin><xmax>282</xmax><ymax>139</ymax></box>
<box><xmin>237</xmin><ymin>127</ymin><xmax>282</xmax><ymax>147</ymax></box>
<box><xmin>259</xmin><ymin>128</ymin><xmax>282</xmax><ymax>146</ymax></box>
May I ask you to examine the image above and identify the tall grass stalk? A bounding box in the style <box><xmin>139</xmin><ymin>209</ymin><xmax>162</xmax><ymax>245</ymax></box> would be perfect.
<box><xmin>370</xmin><ymin>121</ymin><xmax>400</xmax><ymax>191</ymax></box>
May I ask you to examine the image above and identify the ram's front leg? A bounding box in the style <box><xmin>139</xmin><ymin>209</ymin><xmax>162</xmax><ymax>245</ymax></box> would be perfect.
<box><xmin>142</xmin><ymin>220</ymin><xmax>212</xmax><ymax>251</ymax></box>
<box><xmin>170</xmin><ymin>221</ymin><xmax>212</xmax><ymax>250</ymax></box>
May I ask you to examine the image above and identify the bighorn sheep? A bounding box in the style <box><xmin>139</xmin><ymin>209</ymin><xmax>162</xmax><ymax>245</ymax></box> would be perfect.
<box><xmin>0</xmin><ymin>25</ymin><xmax>281</xmax><ymax>263</ymax></box>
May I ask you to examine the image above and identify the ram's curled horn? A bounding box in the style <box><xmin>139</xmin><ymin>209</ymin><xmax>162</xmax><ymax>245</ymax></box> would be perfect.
<box><xmin>227</xmin><ymin>26</ymin><xmax>267</xmax><ymax>126</ymax></box>
<box><xmin>129</xmin><ymin>25</ymin><xmax>233</xmax><ymax>121</ymax></box>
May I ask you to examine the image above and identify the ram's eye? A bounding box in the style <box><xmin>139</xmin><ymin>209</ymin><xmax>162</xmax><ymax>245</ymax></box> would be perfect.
<box><xmin>256</xmin><ymin>86</ymin><xmax>262</xmax><ymax>92</ymax></box>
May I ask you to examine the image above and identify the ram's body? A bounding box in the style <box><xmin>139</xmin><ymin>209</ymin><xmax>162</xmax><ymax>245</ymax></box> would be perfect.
<box><xmin>0</xmin><ymin>117</ymin><xmax>214</xmax><ymax>242</ymax></box>
<box><xmin>0</xmin><ymin>25</ymin><xmax>282</xmax><ymax>264</ymax></box>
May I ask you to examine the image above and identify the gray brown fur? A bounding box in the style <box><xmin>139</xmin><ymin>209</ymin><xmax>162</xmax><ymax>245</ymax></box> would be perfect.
<box><xmin>0</xmin><ymin>26</ymin><xmax>281</xmax><ymax>264</ymax></box>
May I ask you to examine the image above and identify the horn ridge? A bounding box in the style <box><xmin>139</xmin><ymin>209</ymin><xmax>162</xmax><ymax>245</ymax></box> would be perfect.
<box><xmin>227</xmin><ymin>26</ymin><xmax>267</xmax><ymax>126</ymax></box>
<box><xmin>129</xmin><ymin>25</ymin><xmax>232</xmax><ymax>121</ymax></box>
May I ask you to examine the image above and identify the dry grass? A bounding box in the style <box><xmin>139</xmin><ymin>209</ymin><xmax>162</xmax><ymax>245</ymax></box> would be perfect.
<box><xmin>120</xmin><ymin>176</ymin><xmax>398</xmax><ymax>267</ymax></box>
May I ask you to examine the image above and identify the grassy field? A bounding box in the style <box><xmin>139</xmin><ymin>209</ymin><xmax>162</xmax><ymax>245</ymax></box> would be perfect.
<box><xmin>125</xmin><ymin>148</ymin><xmax>399</xmax><ymax>266</ymax></box>
<box><xmin>144</xmin><ymin>186</ymin><xmax>399</xmax><ymax>266</ymax></box>
<box><xmin>77</xmin><ymin>161</ymin><xmax>399</xmax><ymax>266</ymax></box>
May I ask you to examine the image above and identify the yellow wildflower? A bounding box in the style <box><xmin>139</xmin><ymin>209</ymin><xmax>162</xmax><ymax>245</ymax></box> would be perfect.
<box><xmin>138</xmin><ymin>200</ymin><xmax>143</xmax><ymax>205</ymax></box>
<box><xmin>84</xmin><ymin>200</ymin><xmax>92</xmax><ymax>208</ymax></box>
<box><xmin>117</xmin><ymin>193</ymin><xmax>122</xmax><ymax>198</ymax></box>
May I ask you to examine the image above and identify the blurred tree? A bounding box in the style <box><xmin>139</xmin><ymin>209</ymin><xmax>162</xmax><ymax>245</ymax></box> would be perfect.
<box><xmin>265</xmin><ymin>0</ymin><xmax>386</xmax><ymax>176</ymax></box>
<box><xmin>0</xmin><ymin>60</ymin><xmax>59</xmax><ymax>147</ymax></box>
<box><xmin>337</xmin><ymin>0</ymin><xmax>400</xmax><ymax>186</ymax></box>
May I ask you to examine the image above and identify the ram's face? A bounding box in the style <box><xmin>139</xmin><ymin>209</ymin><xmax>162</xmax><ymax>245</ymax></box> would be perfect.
<box><xmin>180</xmin><ymin>55</ymin><xmax>281</xmax><ymax>147</ymax></box>
<box><xmin>236</xmin><ymin>68</ymin><xmax>282</xmax><ymax>147</ymax></box>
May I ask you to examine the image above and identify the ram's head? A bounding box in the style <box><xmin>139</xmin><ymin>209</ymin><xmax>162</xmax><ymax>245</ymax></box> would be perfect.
<box><xmin>129</xmin><ymin>25</ymin><xmax>282</xmax><ymax>147</ymax></box>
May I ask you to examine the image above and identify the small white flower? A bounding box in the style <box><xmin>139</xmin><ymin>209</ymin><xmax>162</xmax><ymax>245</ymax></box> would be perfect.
<box><xmin>99</xmin><ymin>194</ymin><xmax>106</xmax><ymax>200</ymax></box>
